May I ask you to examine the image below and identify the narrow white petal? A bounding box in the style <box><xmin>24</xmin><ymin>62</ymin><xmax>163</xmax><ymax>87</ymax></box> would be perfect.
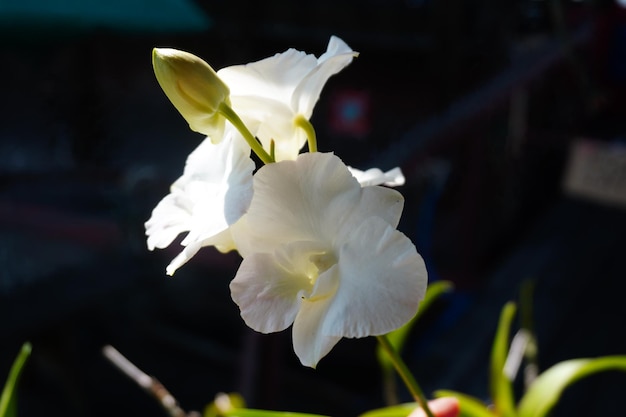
<box><xmin>145</xmin><ymin>193</ymin><xmax>194</xmax><ymax>250</ymax></box>
<box><xmin>348</xmin><ymin>166</ymin><xmax>406</xmax><ymax>187</ymax></box>
<box><xmin>292</xmin><ymin>37</ymin><xmax>357</xmax><ymax>117</ymax></box>
<box><xmin>166</xmin><ymin>241</ymin><xmax>202</xmax><ymax>276</ymax></box>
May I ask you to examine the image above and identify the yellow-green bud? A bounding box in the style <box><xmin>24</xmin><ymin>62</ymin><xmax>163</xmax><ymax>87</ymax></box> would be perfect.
<box><xmin>152</xmin><ymin>48</ymin><xmax>230</xmax><ymax>138</ymax></box>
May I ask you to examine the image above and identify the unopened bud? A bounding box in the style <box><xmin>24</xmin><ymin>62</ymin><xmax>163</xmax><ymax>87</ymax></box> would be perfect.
<box><xmin>152</xmin><ymin>48</ymin><xmax>230</xmax><ymax>138</ymax></box>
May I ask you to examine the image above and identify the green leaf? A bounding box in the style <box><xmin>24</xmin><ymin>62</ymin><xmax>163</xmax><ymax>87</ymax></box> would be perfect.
<box><xmin>377</xmin><ymin>281</ymin><xmax>454</xmax><ymax>370</ymax></box>
<box><xmin>224</xmin><ymin>408</ymin><xmax>331</xmax><ymax>417</ymax></box>
<box><xmin>489</xmin><ymin>302</ymin><xmax>517</xmax><ymax>417</ymax></box>
<box><xmin>0</xmin><ymin>342</ymin><xmax>32</xmax><ymax>417</ymax></box>
<box><xmin>358</xmin><ymin>402</ymin><xmax>419</xmax><ymax>417</ymax></box>
<box><xmin>433</xmin><ymin>390</ymin><xmax>495</xmax><ymax>417</ymax></box>
<box><xmin>517</xmin><ymin>356</ymin><xmax>626</xmax><ymax>417</ymax></box>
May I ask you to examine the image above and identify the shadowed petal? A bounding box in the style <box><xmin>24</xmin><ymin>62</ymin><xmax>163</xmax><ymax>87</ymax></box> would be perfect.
<box><xmin>230</xmin><ymin>251</ymin><xmax>311</xmax><ymax>333</ymax></box>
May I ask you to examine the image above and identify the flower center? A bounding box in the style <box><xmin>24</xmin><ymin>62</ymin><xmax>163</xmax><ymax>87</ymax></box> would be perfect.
<box><xmin>307</xmin><ymin>252</ymin><xmax>337</xmax><ymax>284</ymax></box>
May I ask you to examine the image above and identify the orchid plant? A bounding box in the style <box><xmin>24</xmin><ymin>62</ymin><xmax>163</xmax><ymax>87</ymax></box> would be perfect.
<box><xmin>144</xmin><ymin>35</ymin><xmax>437</xmax><ymax>416</ymax></box>
<box><xmin>5</xmin><ymin>36</ymin><xmax>624</xmax><ymax>417</ymax></box>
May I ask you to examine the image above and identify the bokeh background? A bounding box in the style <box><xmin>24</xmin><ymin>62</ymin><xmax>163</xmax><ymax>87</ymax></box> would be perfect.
<box><xmin>2</xmin><ymin>0</ymin><xmax>626</xmax><ymax>416</ymax></box>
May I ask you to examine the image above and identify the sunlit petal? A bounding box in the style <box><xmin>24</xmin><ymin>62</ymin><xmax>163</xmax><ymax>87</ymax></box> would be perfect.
<box><xmin>145</xmin><ymin>131</ymin><xmax>254</xmax><ymax>274</ymax></box>
<box><xmin>293</xmin><ymin>36</ymin><xmax>358</xmax><ymax>117</ymax></box>
<box><xmin>217</xmin><ymin>36</ymin><xmax>357</xmax><ymax>159</ymax></box>
<box><xmin>236</xmin><ymin>152</ymin><xmax>361</xmax><ymax>251</ymax></box>
<box><xmin>327</xmin><ymin>217</ymin><xmax>427</xmax><ymax>338</ymax></box>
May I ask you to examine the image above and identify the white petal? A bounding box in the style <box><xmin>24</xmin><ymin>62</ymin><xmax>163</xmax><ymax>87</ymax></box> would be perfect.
<box><xmin>230</xmin><ymin>251</ymin><xmax>311</xmax><ymax>333</ymax></box>
<box><xmin>237</xmin><ymin>152</ymin><xmax>362</xmax><ymax>251</ymax></box>
<box><xmin>292</xmin><ymin>36</ymin><xmax>358</xmax><ymax>117</ymax></box>
<box><xmin>144</xmin><ymin>131</ymin><xmax>254</xmax><ymax>272</ymax></box>
<box><xmin>325</xmin><ymin>217</ymin><xmax>427</xmax><ymax>338</ymax></box>
<box><xmin>218</xmin><ymin>48</ymin><xmax>317</xmax><ymax>105</ymax></box>
<box><xmin>218</xmin><ymin>37</ymin><xmax>356</xmax><ymax>160</ymax></box>
<box><xmin>145</xmin><ymin>193</ymin><xmax>195</xmax><ymax>250</ymax></box>
<box><xmin>348</xmin><ymin>166</ymin><xmax>406</xmax><ymax>187</ymax></box>
<box><xmin>166</xmin><ymin>240</ymin><xmax>202</xmax><ymax>276</ymax></box>
<box><xmin>292</xmin><ymin>295</ymin><xmax>342</xmax><ymax>368</ymax></box>
<box><xmin>335</xmin><ymin>185</ymin><xmax>405</xmax><ymax>239</ymax></box>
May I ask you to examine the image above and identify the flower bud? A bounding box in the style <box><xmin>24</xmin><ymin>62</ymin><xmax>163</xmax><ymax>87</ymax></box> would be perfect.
<box><xmin>152</xmin><ymin>48</ymin><xmax>230</xmax><ymax>138</ymax></box>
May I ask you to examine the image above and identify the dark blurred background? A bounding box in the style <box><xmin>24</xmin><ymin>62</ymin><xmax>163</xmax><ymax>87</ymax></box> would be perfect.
<box><xmin>2</xmin><ymin>0</ymin><xmax>626</xmax><ymax>416</ymax></box>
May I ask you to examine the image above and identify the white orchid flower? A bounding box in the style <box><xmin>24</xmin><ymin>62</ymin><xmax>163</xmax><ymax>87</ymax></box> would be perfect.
<box><xmin>146</xmin><ymin>37</ymin><xmax>404</xmax><ymax>276</ymax></box>
<box><xmin>229</xmin><ymin>152</ymin><xmax>427</xmax><ymax>368</ymax></box>
<box><xmin>218</xmin><ymin>36</ymin><xmax>358</xmax><ymax>161</ymax></box>
<box><xmin>145</xmin><ymin>128</ymin><xmax>254</xmax><ymax>275</ymax></box>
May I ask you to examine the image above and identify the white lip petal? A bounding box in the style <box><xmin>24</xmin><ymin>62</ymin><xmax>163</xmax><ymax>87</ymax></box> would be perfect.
<box><xmin>292</xmin><ymin>291</ymin><xmax>342</xmax><ymax>368</ymax></box>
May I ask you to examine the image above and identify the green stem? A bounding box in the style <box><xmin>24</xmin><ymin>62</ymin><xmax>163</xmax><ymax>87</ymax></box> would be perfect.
<box><xmin>376</xmin><ymin>335</ymin><xmax>435</xmax><ymax>417</ymax></box>
<box><xmin>294</xmin><ymin>114</ymin><xmax>317</xmax><ymax>153</ymax></box>
<box><xmin>218</xmin><ymin>102</ymin><xmax>274</xmax><ymax>164</ymax></box>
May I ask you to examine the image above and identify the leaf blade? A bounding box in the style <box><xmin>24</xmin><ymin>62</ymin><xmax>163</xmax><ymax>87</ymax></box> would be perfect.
<box><xmin>489</xmin><ymin>302</ymin><xmax>517</xmax><ymax>417</ymax></box>
<box><xmin>0</xmin><ymin>342</ymin><xmax>32</xmax><ymax>417</ymax></box>
<box><xmin>517</xmin><ymin>356</ymin><xmax>626</xmax><ymax>417</ymax></box>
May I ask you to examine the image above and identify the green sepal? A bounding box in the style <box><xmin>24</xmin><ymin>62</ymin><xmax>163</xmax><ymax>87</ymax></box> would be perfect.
<box><xmin>489</xmin><ymin>302</ymin><xmax>517</xmax><ymax>417</ymax></box>
<box><xmin>517</xmin><ymin>356</ymin><xmax>626</xmax><ymax>417</ymax></box>
<box><xmin>0</xmin><ymin>342</ymin><xmax>32</xmax><ymax>417</ymax></box>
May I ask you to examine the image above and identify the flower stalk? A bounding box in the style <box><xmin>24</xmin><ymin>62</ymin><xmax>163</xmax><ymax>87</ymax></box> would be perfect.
<box><xmin>376</xmin><ymin>334</ymin><xmax>435</xmax><ymax>417</ymax></box>
<box><xmin>294</xmin><ymin>114</ymin><xmax>317</xmax><ymax>153</ymax></box>
<box><xmin>218</xmin><ymin>102</ymin><xmax>274</xmax><ymax>164</ymax></box>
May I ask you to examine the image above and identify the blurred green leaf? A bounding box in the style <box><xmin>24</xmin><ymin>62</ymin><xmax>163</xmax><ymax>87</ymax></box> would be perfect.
<box><xmin>224</xmin><ymin>408</ymin><xmax>331</xmax><ymax>417</ymax></box>
<box><xmin>433</xmin><ymin>390</ymin><xmax>494</xmax><ymax>417</ymax></box>
<box><xmin>0</xmin><ymin>342</ymin><xmax>32</xmax><ymax>417</ymax></box>
<box><xmin>377</xmin><ymin>281</ymin><xmax>454</xmax><ymax>370</ymax></box>
<box><xmin>358</xmin><ymin>402</ymin><xmax>418</xmax><ymax>417</ymax></box>
<box><xmin>489</xmin><ymin>302</ymin><xmax>517</xmax><ymax>417</ymax></box>
<box><xmin>517</xmin><ymin>356</ymin><xmax>626</xmax><ymax>417</ymax></box>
